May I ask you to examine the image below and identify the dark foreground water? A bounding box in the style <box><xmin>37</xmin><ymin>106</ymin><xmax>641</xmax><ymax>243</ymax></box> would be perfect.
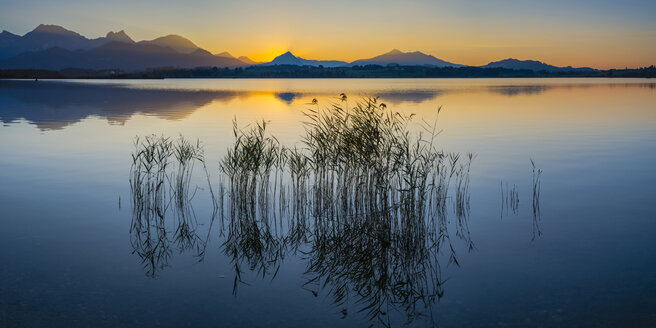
<box><xmin>1</xmin><ymin>78</ymin><xmax>655</xmax><ymax>327</ymax></box>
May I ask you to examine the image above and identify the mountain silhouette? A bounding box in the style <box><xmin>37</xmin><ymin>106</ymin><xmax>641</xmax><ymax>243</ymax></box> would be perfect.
<box><xmin>0</xmin><ymin>41</ymin><xmax>246</xmax><ymax>71</ymax></box>
<box><xmin>262</xmin><ymin>51</ymin><xmax>348</xmax><ymax>67</ymax></box>
<box><xmin>138</xmin><ymin>34</ymin><xmax>199</xmax><ymax>54</ymax></box>
<box><xmin>482</xmin><ymin>58</ymin><xmax>595</xmax><ymax>72</ymax></box>
<box><xmin>267</xmin><ymin>51</ymin><xmax>303</xmax><ymax>65</ymax></box>
<box><xmin>0</xmin><ymin>30</ymin><xmax>20</xmax><ymax>42</ymax></box>
<box><xmin>351</xmin><ymin>49</ymin><xmax>463</xmax><ymax>67</ymax></box>
<box><xmin>0</xmin><ymin>24</ymin><xmax>109</xmax><ymax>59</ymax></box>
<box><xmin>105</xmin><ymin>30</ymin><xmax>134</xmax><ymax>43</ymax></box>
<box><xmin>0</xmin><ymin>24</ymin><xmax>603</xmax><ymax>72</ymax></box>
<box><xmin>238</xmin><ymin>56</ymin><xmax>259</xmax><ymax>65</ymax></box>
<box><xmin>217</xmin><ymin>52</ymin><xmax>261</xmax><ymax>66</ymax></box>
<box><xmin>215</xmin><ymin>51</ymin><xmax>234</xmax><ymax>58</ymax></box>
<box><xmin>260</xmin><ymin>49</ymin><xmax>464</xmax><ymax>68</ymax></box>
<box><xmin>0</xmin><ymin>25</ymin><xmax>248</xmax><ymax>70</ymax></box>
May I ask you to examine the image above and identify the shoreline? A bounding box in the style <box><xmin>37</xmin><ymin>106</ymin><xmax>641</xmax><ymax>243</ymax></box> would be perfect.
<box><xmin>1</xmin><ymin>65</ymin><xmax>654</xmax><ymax>80</ymax></box>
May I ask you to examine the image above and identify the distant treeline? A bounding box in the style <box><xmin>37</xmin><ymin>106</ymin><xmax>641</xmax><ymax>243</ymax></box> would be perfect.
<box><xmin>1</xmin><ymin>65</ymin><xmax>655</xmax><ymax>79</ymax></box>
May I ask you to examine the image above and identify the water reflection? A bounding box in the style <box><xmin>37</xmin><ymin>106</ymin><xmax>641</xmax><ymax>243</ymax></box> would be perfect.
<box><xmin>485</xmin><ymin>82</ymin><xmax>656</xmax><ymax>97</ymax></box>
<box><xmin>531</xmin><ymin>160</ymin><xmax>543</xmax><ymax>241</ymax></box>
<box><xmin>274</xmin><ymin>92</ymin><xmax>301</xmax><ymax>104</ymax></box>
<box><xmin>1</xmin><ymin>78</ymin><xmax>653</xmax><ymax>327</ymax></box>
<box><xmin>500</xmin><ymin>182</ymin><xmax>520</xmax><ymax>218</ymax></box>
<box><xmin>2</xmin><ymin>79</ymin><xmax>653</xmax><ymax>131</ymax></box>
<box><xmin>0</xmin><ymin>80</ymin><xmax>241</xmax><ymax>130</ymax></box>
<box><xmin>375</xmin><ymin>90</ymin><xmax>442</xmax><ymax>104</ymax></box>
<box><xmin>128</xmin><ymin>100</ymin><xmax>482</xmax><ymax>326</ymax></box>
<box><xmin>489</xmin><ymin>85</ymin><xmax>551</xmax><ymax>97</ymax></box>
<box><xmin>129</xmin><ymin>135</ymin><xmax>216</xmax><ymax>277</ymax></box>
<box><xmin>499</xmin><ymin>161</ymin><xmax>543</xmax><ymax>241</ymax></box>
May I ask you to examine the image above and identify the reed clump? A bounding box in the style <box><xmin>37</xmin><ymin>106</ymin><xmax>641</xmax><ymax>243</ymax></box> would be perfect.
<box><xmin>218</xmin><ymin>96</ymin><xmax>475</xmax><ymax>325</ymax></box>
<box><xmin>220</xmin><ymin>97</ymin><xmax>474</xmax><ymax>219</ymax></box>
<box><xmin>220</xmin><ymin>120</ymin><xmax>285</xmax><ymax>221</ymax></box>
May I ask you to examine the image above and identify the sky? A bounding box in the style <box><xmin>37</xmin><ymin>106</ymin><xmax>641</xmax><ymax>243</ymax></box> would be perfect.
<box><xmin>0</xmin><ymin>0</ymin><xmax>655</xmax><ymax>69</ymax></box>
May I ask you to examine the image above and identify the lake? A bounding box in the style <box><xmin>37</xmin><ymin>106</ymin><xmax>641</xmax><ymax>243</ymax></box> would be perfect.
<box><xmin>1</xmin><ymin>78</ymin><xmax>655</xmax><ymax>327</ymax></box>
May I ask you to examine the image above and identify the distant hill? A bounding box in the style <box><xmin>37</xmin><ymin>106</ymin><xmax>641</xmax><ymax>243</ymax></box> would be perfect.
<box><xmin>218</xmin><ymin>52</ymin><xmax>262</xmax><ymax>66</ymax></box>
<box><xmin>482</xmin><ymin>58</ymin><xmax>596</xmax><ymax>72</ymax></box>
<box><xmin>262</xmin><ymin>51</ymin><xmax>348</xmax><ymax>67</ymax></box>
<box><xmin>215</xmin><ymin>51</ymin><xmax>234</xmax><ymax>58</ymax></box>
<box><xmin>351</xmin><ymin>49</ymin><xmax>463</xmax><ymax>67</ymax></box>
<box><xmin>138</xmin><ymin>35</ymin><xmax>199</xmax><ymax>54</ymax></box>
<box><xmin>238</xmin><ymin>56</ymin><xmax>259</xmax><ymax>65</ymax></box>
<box><xmin>0</xmin><ymin>41</ymin><xmax>246</xmax><ymax>71</ymax></box>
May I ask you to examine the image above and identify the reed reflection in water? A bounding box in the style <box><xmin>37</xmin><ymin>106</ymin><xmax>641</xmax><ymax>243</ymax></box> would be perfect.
<box><xmin>129</xmin><ymin>135</ymin><xmax>218</xmax><ymax>277</ymax></box>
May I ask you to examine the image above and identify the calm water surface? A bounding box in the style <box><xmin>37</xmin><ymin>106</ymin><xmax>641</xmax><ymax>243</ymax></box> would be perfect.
<box><xmin>1</xmin><ymin>78</ymin><xmax>655</xmax><ymax>327</ymax></box>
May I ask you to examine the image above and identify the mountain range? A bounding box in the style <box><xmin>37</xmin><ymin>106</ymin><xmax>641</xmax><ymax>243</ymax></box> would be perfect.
<box><xmin>0</xmin><ymin>25</ymin><xmax>247</xmax><ymax>70</ymax></box>
<box><xmin>0</xmin><ymin>25</ymin><xmax>597</xmax><ymax>72</ymax></box>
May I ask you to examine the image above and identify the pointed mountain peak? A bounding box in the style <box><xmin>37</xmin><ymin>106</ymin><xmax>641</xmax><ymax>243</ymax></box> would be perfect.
<box><xmin>105</xmin><ymin>30</ymin><xmax>134</xmax><ymax>43</ymax></box>
<box><xmin>267</xmin><ymin>51</ymin><xmax>304</xmax><ymax>65</ymax></box>
<box><xmin>386</xmin><ymin>49</ymin><xmax>403</xmax><ymax>55</ymax></box>
<box><xmin>272</xmin><ymin>51</ymin><xmax>299</xmax><ymax>60</ymax></box>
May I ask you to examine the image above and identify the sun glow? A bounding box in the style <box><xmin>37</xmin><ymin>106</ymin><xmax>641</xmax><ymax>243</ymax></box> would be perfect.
<box><xmin>246</xmin><ymin>43</ymin><xmax>294</xmax><ymax>63</ymax></box>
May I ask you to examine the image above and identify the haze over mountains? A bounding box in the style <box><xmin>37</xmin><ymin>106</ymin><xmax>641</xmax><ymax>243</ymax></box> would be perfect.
<box><xmin>0</xmin><ymin>24</ymin><xmax>597</xmax><ymax>72</ymax></box>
